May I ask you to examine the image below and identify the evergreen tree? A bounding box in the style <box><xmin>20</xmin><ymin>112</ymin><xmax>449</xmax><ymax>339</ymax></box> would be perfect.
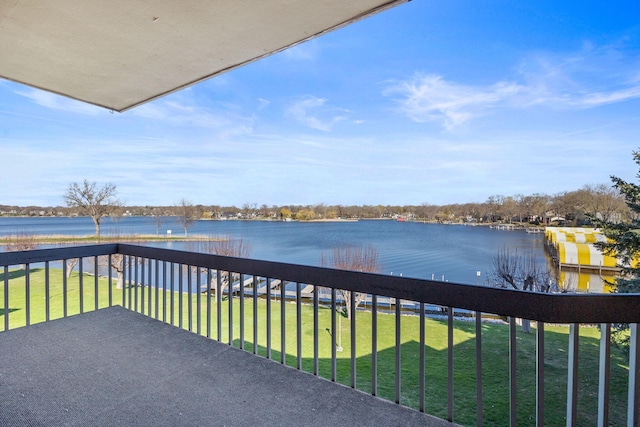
<box><xmin>590</xmin><ymin>150</ymin><xmax>640</xmax><ymax>351</ymax></box>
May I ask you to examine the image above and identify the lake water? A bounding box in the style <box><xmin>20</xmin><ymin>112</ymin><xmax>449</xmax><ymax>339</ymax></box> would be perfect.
<box><xmin>0</xmin><ymin>216</ymin><xmax>549</xmax><ymax>286</ymax></box>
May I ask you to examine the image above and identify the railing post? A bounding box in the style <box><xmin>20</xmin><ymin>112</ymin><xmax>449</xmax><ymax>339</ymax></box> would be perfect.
<box><xmin>628</xmin><ymin>323</ymin><xmax>639</xmax><ymax>427</ymax></box>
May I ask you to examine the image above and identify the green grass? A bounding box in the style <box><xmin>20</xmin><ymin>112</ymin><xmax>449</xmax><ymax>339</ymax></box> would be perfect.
<box><xmin>0</xmin><ymin>267</ymin><xmax>632</xmax><ymax>426</ymax></box>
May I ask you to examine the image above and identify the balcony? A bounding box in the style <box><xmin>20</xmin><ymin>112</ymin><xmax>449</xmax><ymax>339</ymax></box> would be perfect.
<box><xmin>1</xmin><ymin>244</ymin><xmax>639</xmax><ymax>426</ymax></box>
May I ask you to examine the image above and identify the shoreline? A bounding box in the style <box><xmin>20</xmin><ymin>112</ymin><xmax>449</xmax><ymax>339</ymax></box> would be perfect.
<box><xmin>0</xmin><ymin>234</ymin><xmax>221</xmax><ymax>244</ymax></box>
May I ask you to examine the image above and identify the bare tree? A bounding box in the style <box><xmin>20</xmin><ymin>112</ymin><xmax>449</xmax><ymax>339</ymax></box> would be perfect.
<box><xmin>64</xmin><ymin>180</ymin><xmax>121</xmax><ymax>237</ymax></box>
<box><xmin>4</xmin><ymin>233</ymin><xmax>38</xmax><ymax>269</ymax></box>
<box><xmin>101</xmin><ymin>252</ymin><xmax>143</xmax><ymax>290</ymax></box>
<box><xmin>188</xmin><ymin>236</ymin><xmax>251</xmax><ymax>302</ymax></box>
<box><xmin>489</xmin><ymin>247</ymin><xmax>556</xmax><ymax>332</ymax></box>
<box><xmin>66</xmin><ymin>258</ymin><xmax>79</xmax><ymax>279</ymax></box>
<box><xmin>176</xmin><ymin>198</ymin><xmax>198</xmax><ymax>237</ymax></box>
<box><xmin>151</xmin><ymin>208</ymin><xmax>166</xmax><ymax>236</ymax></box>
<box><xmin>321</xmin><ymin>244</ymin><xmax>381</xmax><ymax>320</ymax></box>
<box><xmin>5</xmin><ymin>232</ymin><xmax>38</xmax><ymax>253</ymax></box>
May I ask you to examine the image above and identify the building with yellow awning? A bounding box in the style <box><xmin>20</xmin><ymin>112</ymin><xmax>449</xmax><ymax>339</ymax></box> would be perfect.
<box><xmin>545</xmin><ymin>227</ymin><xmax>618</xmax><ymax>274</ymax></box>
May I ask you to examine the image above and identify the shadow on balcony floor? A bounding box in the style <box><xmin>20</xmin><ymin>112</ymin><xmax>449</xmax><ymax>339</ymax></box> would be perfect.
<box><xmin>0</xmin><ymin>306</ymin><xmax>457</xmax><ymax>426</ymax></box>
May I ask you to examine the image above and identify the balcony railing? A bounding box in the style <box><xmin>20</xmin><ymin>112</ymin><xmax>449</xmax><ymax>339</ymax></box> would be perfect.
<box><xmin>1</xmin><ymin>243</ymin><xmax>639</xmax><ymax>426</ymax></box>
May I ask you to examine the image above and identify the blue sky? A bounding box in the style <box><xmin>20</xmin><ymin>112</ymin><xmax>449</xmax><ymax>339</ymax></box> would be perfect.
<box><xmin>1</xmin><ymin>0</ymin><xmax>640</xmax><ymax>207</ymax></box>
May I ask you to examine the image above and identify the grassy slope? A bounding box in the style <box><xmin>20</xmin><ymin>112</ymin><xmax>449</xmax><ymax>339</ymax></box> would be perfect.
<box><xmin>0</xmin><ymin>268</ymin><xmax>631</xmax><ymax>426</ymax></box>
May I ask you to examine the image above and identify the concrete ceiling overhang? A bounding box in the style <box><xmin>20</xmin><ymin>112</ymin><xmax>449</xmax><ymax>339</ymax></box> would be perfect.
<box><xmin>0</xmin><ymin>0</ymin><xmax>407</xmax><ymax>112</ymax></box>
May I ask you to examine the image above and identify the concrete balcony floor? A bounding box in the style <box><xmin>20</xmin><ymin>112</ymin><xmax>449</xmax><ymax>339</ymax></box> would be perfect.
<box><xmin>0</xmin><ymin>306</ymin><xmax>456</xmax><ymax>426</ymax></box>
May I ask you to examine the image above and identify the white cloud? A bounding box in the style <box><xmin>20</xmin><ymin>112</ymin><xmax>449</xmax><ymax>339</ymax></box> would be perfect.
<box><xmin>281</xmin><ymin>39</ymin><xmax>320</xmax><ymax>61</ymax></box>
<box><xmin>385</xmin><ymin>74</ymin><xmax>522</xmax><ymax>130</ymax></box>
<box><xmin>387</xmin><ymin>42</ymin><xmax>640</xmax><ymax>129</ymax></box>
<box><xmin>285</xmin><ymin>96</ymin><xmax>349</xmax><ymax>131</ymax></box>
<box><xmin>127</xmin><ymin>98</ymin><xmax>255</xmax><ymax>138</ymax></box>
<box><xmin>16</xmin><ymin>89</ymin><xmax>104</xmax><ymax>115</ymax></box>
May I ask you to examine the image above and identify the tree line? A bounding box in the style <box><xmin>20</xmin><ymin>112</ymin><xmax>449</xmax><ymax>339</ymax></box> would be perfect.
<box><xmin>0</xmin><ymin>182</ymin><xmax>628</xmax><ymax>227</ymax></box>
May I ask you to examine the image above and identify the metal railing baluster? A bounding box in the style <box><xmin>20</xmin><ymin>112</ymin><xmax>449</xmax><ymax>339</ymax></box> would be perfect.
<box><xmin>134</xmin><ymin>257</ymin><xmax>139</xmax><ymax>313</ymax></box>
<box><xmin>448</xmin><ymin>307</ymin><xmax>454</xmax><ymax>422</ymax></box>
<box><xmin>395</xmin><ymin>299</ymin><xmax>401</xmax><ymax>404</ymax></box>
<box><xmin>628</xmin><ymin>323</ymin><xmax>639</xmax><ymax>426</ymax></box>
<box><xmin>476</xmin><ymin>311</ymin><xmax>483</xmax><ymax>426</ymax></box>
<box><xmin>94</xmin><ymin>257</ymin><xmax>99</xmax><ymax>311</ymax></box>
<box><xmin>536</xmin><ymin>321</ymin><xmax>544</xmax><ymax>427</ymax></box>
<box><xmin>566</xmin><ymin>323</ymin><xmax>579</xmax><ymax>427</ymax></box>
<box><xmin>253</xmin><ymin>276</ymin><xmax>258</xmax><ymax>354</ymax></box>
<box><xmin>281</xmin><ymin>280</ymin><xmax>286</xmax><ymax>365</ymax></box>
<box><xmin>178</xmin><ymin>264</ymin><xmax>183</xmax><ymax>329</ymax></box>
<box><xmin>207</xmin><ymin>269</ymin><xmax>212</xmax><ymax>338</ymax></box>
<box><xmin>108</xmin><ymin>254</ymin><xmax>113</xmax><ymax>307</ymax></box>
<box><xmin>78</xmin><ymin>258</ymin><xmax>83</xmax><ymax>314</ymax></box>
<box><xmin>331</xmin><ymin>288</ymin><xmax>337</xmax><ymax>382</ymax></box>
<box><xmin>139</xmin><ymin>258</ymin><xmax>144</xmax><ymax>315</ymax></box>
<box><xmin>196</xmin><ymin>268</ymin><xmax>201</xmax><ymax>336</ymax></box>
<box><xmin>239</xmin><ymin>273</ymin><xmax>245</xmax><ymax>349</ymax></box>
<box><xmin>266</xmin><ymin>277</ymin><xmax>272</xmax><ymax>359</ymax></box>
<box><xmin>127</xmin><ymin>256</ymin><xmax>133</xmax><ymax>311</ymax></box>
<box><xmin>170</xmin><ymin>262</ymin><xmax>175</xmax><ymax>325</ymax></box>
<box><xmin>147</xmin><ymin>258</ymin><xmax>152</xmax><ymax>316</ymax></box>
<box><xmin>25</xmin><ymin>263</ymin><xmax>30</xmax><ymax>326</ymax></box>
<box><xmin>350</xmin><ymin>291</ymin><xmax>356</xmax><ymax>388</ymax></box>
<box><xmin>372</xmin><ymin>294</ymin><xmax>378</xmax><ymax>396</ymax></box>
<box><xmin>313</xmin><ymin>284</ymin><xmax>319</xmax><ymax>376</ymax></box>
<box><xmin>45</xmin><ymin>261</ymin><xmax>50</xmax><ymax>322</ymax></box>
<box><xmin>63</xmin><ymin>260</ymin><xmax>68</xmax><ymax>317</ymax></box>
<box><xmin>187</xmin><ymin>265</ymin><xmax>192</xmax><ymax>331</ymax></box>
<box><xmin>154</xmin><ymin>259</ymin><xmax>159</xmax><ymax>320</ymax></box>
<box><xmin>228</xmin><ymin>271</ymin><xmax>233</xmax><ymax>346</ymax></box>
<box><xmin>216</xmin><ymin>270</ymin><xmax>222</xmax><ymax>341</ymax></box>
<box><xmin>162</xmin><ymin>261</ymin><xmax>167</xmax><ymax>323</ymax></box>
<box><xmin>297</xmin><ymin>282</ymin><xmax>302</xmax><ymax>370</ymax></box>
<box><xmin>121</xmin><ymin>255</ymin><xmax>126</xmax><ymax>308</ymax></box>
<box><xmin>597</xmin><ymin>323</ymin><xmax>610</xmax><ymax>427</ymax></box>
<box><xmin>509</xmin><ymin>316</ymin><xmax>517</xmax><ymax>427</ymax></box>
<box><xmin>419</xmin><ymin>302</ymin><xmax>426</xmax><ymax>413</ymax></box>
<box><xmin>3</xmin><ymin>266</ymin><xmax>7</xmax><ymax>331</ymax></box>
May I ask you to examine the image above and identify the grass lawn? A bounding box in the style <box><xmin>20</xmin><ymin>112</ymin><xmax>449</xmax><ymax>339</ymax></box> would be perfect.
<box><xmin>1</xmin><ymin>267</ymin><xmax>632</xmax><ymax>426</ymax></box>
